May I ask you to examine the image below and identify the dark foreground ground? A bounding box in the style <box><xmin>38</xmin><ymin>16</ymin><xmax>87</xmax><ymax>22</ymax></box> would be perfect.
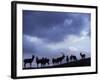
<box><xmin>23</xmin><ymin>58</ymin><xmax>91</xmax><ymax>70</ymax></box>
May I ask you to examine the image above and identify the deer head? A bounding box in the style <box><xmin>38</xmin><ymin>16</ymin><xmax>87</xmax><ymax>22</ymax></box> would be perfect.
<box><xmin>32</xmin><ymin>55</ymin><xmax>35</xmax><ymax>60</ymax></box>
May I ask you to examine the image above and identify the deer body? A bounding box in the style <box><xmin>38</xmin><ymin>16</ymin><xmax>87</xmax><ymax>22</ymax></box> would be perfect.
<box><xmin>70</xmin><ymin>55</ymin><xmax>77</xmax><ymax>61</ymax></box>
<box><xmin>57</xmin><ymin>54</ymin><xmax>65</xmax><ymax>64</ymax></box>
<box><xmin>52</xmin><ymin>53</ymin><xmax>65</xmax><ymax>64</ymax></box>
<box><xmin>36</xmin><ymin>57</ymin><xmax>49</xmax><ymax>67</ymax></box>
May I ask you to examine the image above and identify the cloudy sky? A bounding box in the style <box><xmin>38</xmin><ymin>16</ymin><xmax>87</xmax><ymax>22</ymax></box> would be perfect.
<box><xmin>23</xmin><ymin>10</ymin><xmax>91</xmax><ymax>59</ymax></box>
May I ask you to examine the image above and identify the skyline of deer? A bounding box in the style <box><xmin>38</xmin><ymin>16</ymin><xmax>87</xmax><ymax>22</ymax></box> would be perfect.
<box><xmin>23</xmin><ymin>52</ymin><xmax>89</xmax><ymax>68</ymax></box>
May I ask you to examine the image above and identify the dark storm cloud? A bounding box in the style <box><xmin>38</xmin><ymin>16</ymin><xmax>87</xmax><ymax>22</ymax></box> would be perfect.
<box><xmin>23</xmin><ymin>10</ymin><xmax>91</xmax><ymax>42</ymax></box>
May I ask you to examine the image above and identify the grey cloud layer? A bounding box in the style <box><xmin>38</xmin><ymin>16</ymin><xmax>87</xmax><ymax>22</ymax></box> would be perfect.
<box><xmin>23</xmin><ymin>10</ymin><xmax>91</xmax><ymax>58</ymax></box>
<box><xmin>23</xmin><ymin>10</ymin><xmax>91</xmax><ymax>42</ymax></box>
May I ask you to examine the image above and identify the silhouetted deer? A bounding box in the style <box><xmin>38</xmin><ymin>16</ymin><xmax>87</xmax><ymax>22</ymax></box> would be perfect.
<box><xmin>52</xmin><ymin>58</ymin><xmax>57</xmax><ymax>64</ymax></box>
<box><xmin>44</xmin><ymin>58</ymin><xmax>50</xmax><ymax>65</ymax></box>
<box><xmin>36</xmin><ymin>57</ymin><xmax>42</xmax><ymax>67</ymax></box>
<box><xmin>57</xmin><ymin>53</ymin><xmax>65</xmax><ymax>64</ymax></box>
<box><xmin>70</xmin><ymin>55</ymin><xmax>77</xmax><ymax>61</ymax></box>
<box><xmin>80</xmin><ymin>52</ymin><xmax>86</xmax><ymax>59</ymax></box>
<box><xmin>52</xmin><ymin>53</ymin><xmax>65</xmax><ymax>64</ymax></box>
<box><xmin>36</xmin><ymin>57</ymin><xmax>50</xmax><ymax>67</ymax></box>
<box><xmin>66</xmin><ymin>56</ymin><xmax>69</xmax><ymax>63</ymax></box>
<box><xmin>24</xmin><ymin>55</ymin><xmax>35</xmax><ymax>68</ymax></box>
<box><xmin>41</xmin><ymin>58</ymin><xmax>50</xmax><ymax>67</ymax></box>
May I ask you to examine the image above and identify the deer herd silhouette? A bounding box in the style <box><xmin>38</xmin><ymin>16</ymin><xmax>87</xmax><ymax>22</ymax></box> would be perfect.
<box><xmin>23</xmin><ymin>52</ymin><xmax>86</xmax><ymax>68</ymax></box>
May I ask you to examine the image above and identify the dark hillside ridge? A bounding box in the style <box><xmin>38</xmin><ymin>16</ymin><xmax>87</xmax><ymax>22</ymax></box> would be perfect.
<box><xmin>23</xmin><ymin>58</ymin><xmax>91</xmax><ymax>70</ymax></box>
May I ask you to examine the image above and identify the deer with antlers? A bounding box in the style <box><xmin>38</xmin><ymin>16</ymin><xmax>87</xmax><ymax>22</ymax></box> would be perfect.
<box><xmin>80</xmin><ymin>52</ymin><xmax>86</xmax><ymax>59</ymax></box>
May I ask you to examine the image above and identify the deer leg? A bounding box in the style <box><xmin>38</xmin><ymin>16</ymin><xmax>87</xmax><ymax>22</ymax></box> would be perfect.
<box><xmin>41</xmin><ymin>63</ymin><xmax>42</xmax><ymax>67</ymax></box>
<box><xmin>24</xmin><ymin>63</ymin><xmax>26</xmax><ymax>68</ymax></box>
<box><xmin>30</xmin><ymin>63</ymin><xmax>31</xmax><ymax>67</ymax></box>
<box><xmin>42</xmin><ymin>63</ymin><xmax>43</xmax><ymax>67</ymax></box>
<box><xmin>37</xmin><ymin>63</ymin><xmax>38</xmax><ymax>68</ymax></box>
